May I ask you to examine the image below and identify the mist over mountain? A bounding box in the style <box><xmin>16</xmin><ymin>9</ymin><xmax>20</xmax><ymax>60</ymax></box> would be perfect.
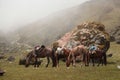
<box><xmin>1</xmin><ymin>0</ymin><xmax>120</xmax><ymax>51</ymax></box>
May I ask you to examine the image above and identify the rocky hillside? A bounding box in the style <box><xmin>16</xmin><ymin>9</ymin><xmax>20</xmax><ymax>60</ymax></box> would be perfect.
<box><xmin>110</xmin><ymin>26</ymin><xmax>120</xmax><ymax>44</ymax></box>
<box><xmin>11</xmin><ymin>0</ymin><xmax>120</xmax><ymax>46</ymax></box>
<box><xmin>0</xmin><ymin>32</ymin><xmax>10</xmax><ymax>53</ymax></box>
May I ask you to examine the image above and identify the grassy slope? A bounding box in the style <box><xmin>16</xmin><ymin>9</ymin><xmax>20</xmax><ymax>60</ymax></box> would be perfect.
<box><xmin>0</xmin><ymin>42</ymin><xmax>120</xmax><ymax>80</ymax></box>
<box><xmin>10</xmin><ymin>0</ymin><xmax>120</xmax><ymax>46</ymax></box>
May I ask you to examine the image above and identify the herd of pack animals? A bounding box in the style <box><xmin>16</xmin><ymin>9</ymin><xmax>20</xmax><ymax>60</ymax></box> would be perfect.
<box><xmin>0</xmin><ymin>23</ymin><xmax>111</xmax><ymax>76</ymax></box>
<box><xmin>20</xmin><ymin>22</ymin><xmax>111</xmax><ymax>68</ymax></box>
<box><xmin>24</xmin><ymin>37</ymin><xmax>110</xmax><ymax>68</ymax></box>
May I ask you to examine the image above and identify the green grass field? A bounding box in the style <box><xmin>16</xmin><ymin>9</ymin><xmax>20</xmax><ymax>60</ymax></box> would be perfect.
<box><xmin>0</xmin><ymin>42</ymin><xmax>120</xmax><ymax>80</ymax></box>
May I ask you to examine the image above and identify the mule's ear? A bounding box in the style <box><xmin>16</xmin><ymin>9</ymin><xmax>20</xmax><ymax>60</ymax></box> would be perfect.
<box><xmin>41</xmin><ymin>45</ymin><xmax>45</xmax><ymax>48</ymax></box>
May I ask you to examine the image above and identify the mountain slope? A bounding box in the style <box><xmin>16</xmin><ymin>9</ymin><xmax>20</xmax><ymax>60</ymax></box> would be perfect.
<box><xmin>12</xmin><ymin>0</ymin><xmax>120</xmax><ymax>46</ymax></box>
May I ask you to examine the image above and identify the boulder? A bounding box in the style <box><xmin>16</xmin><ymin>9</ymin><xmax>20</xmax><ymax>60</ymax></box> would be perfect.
<box><xmin>19</xmin><ymin>58</ymin><xmax>26</xmax><ymax>65</ymax></box>
<box><xmin>0</xmin><ymin>69</ymin><xmax>5</xmax><ymax>76</ymax></box>
<box><xmin>53</xmin><ymin>21</ymin><xmax>110</xmax><ymax>50</ymax></box>
<box><xmin>7</xmin><ymin>56</ymin><xmax>15</xmax><ymax>62</ymax></box>
<box><xmin>19</xmin><ymin>58</ymin><xmax>42</xmax><ymax>65</ymax></box>
<box><xmin>110</xmin><ymin>35</ymin><xmax>115</xmax><ymax>42</ymax></box>
<box><xmin>0</xmin><ymin>55</ymin><xmax>5</xmax><ymax>59</ymax></box>
<box><xmin>116</xmin><ymin>36</ymin><xmax>120</xmax><ymax>44</ymax></box>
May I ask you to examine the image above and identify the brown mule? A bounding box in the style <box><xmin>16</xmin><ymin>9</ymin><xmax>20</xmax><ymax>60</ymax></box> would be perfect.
<box><xmin>66</xmin><ymin>45</ymin><xmax>89</xmax><ymax>67</ymax></box>
<box><xmin>89</xmin><ymin>48</ymin><xmax>106</xmax><ymax>66</ymax></box>
<box><xmin>55</xmin><ymin>47</ymin><xmax>71</xmax><ymax>67</ymax></box>
<box><xmin>25</xmin><ymin>46</ymin><xmax>55</xmax><ymax>68</ymax></box>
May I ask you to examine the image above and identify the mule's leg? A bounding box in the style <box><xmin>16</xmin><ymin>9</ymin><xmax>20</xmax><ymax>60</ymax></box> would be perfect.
<box><xmin>34</xmin><ymin>58</ymin><xmax>38</xmax><ymax>68</ymax></box>
<box><xmin>101</xmin><ymin>56</ymin><xmax>104</xmax><ymax>66</ymax></box>
<box><xmin>87</xmin><ymin>53</ymin><xmax>90</xmax><ymax>66</ymax></box>
<box><xmin>37</xmin><ymin>63</ymin><xmax>40</xmax><ymax>67</ymax></box>
<box><xmin>37</xmin><ymin>58</ymin><xmax>40</xmax><ymax>67</ymax></box>
<box><xmin>92</xmin><ymin>57</ymin><xmax>95</xmax><ymax>66</ymax></box>
<box><xmin>66</xmin><ymin>58</ymin><xmax>71</xmax><ymax>68</ymax></box>
<box><xmin>52</xmin><ymin>57</ymin><xmax>57</xmax><ymax>67</ymax></box>
<box><xmin>51</xmin><ymin>57</ymin><xmax>55</xmax><ymax>67</ymax></box>
<box><xmin>97</xmin><ymin>58</ymin><xmax>101</xmax><ymax>66</ymax></box>
<box><xmin>103</xmin><ymin>52</ymin><xmax>107</xmax><ymax>66</ymax></box>
<box><xmin>25</xmin><ymin>58</ymin><xmax>30</xmax><ymax>67</ymax></box>
<box><xmin>46</xmin><ymin>57</ymin><xmax>50</xmax><ymax>67</ymax></box>
<box><xmin>55</xmin><ymin>54</ymin><xmax>59</xmax><ymax>67</ymax></box>
<box><xmin>51</xmin><ymin>49</ymin><xmax>57</xmax><ymax>67</ymax></box>
<box><xmin>72</xmin><ymin>54</ymin><xmax>76</xmax><ymax>67</ymax></box>
<box><xmin>66</xmin><ymin>54</ymin><xmax>71</xmax><ymax>67</ymax></box>
<box><xmin>57</xmin><ymin>57</ymin><xmax>60</xmax><ymax>67</ymax></box>
<box><xmin>83</xmin><ymin>54</ymin><xmax>89</xmax><ymax>66</ymax></box>
<box><xmin>85</xmin><ymin>54</ymin><xmax>89</xmax><ymax>66</ymax></box>
<box><xmin>51</xmin><ymin>50</ymin><xmax>57</xmax><ymax>67</ymax></box>
<box><xmin>91</xmin><ymin>54</ymin><xmax>95</xmax><ymax>66</ymax></box>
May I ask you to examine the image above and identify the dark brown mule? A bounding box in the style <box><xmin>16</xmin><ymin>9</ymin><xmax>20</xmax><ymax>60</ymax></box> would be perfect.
<box><xmin>89</xmin><ymin>48</ymin><xmax>106</xmax><ymax>66</ymax></box>
<box><xmin>25</xmin><ymin>46</ymin><xmax>54</xmax><ymax>68</ymax></box>
<box><xmin>55</xmin><ymin>47</ymin><xmax>71</xmax><ymax>67</ymax></box>
<box><xmin>66</xmin><ymin>45</ymin><xmax>89</xmax><ymax>67</ymax></box>
<box><xmin>95</xmin><ymin>36</ymin><xmax>110</xmax><ymax>65</ymax></box>
<box><xmin>89</xmin><ymin>42</ymin><xmax>110</xmax><ymax>66</ymax></box>
<box><xmin>25</xmin><ymin>50</ymin><xmax>35</xmax><ymax>67</ymax></box>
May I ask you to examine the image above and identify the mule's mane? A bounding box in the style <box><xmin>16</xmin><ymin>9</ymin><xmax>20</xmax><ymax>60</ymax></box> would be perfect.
<box><xmin>38</xmin><ymin>47</ymin><xmax>49</xmax><ymax>54</ymax></box>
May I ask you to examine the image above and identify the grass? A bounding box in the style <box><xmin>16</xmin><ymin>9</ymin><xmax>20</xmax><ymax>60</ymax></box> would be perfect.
<box><xmin>0</xmin><ymin>42</ymin><xmax>120</xmax><ymax>80</ymax></box>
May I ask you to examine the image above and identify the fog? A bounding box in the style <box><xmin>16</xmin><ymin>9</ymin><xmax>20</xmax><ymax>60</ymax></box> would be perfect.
<box><xmin>0</xmin><ymin>0</ymin><xmax>90</xmax><ymax>33</ymax></box>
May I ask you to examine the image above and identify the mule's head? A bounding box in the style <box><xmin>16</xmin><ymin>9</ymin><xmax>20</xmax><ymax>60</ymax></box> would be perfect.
<box><xmin>25</xmin><ymin>52</ymin><xmax>33</xmax><ymax>67</ymax></box>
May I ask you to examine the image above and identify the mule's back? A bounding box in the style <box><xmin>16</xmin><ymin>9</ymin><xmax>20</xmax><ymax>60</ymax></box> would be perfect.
<box><xmin>37</xmin><ymin>47</ymin><xmax>52</xmax><ymax>58</ymax></box>
<box><xmin>72</xmin><ymin>45</ymin><xmax>85</xmax><ymax>56</ymax></box>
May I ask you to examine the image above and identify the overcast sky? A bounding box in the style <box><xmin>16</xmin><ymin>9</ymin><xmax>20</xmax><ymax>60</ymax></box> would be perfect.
<box><xmin>0</xmin><ymin>0</ymin><xmax>90</xmax><ymax>32</ymax></box>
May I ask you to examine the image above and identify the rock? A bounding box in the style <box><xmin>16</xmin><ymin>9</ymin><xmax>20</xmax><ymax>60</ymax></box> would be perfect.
<box><xmin>7</xmin><ymin>56</ymin><xmax>15</xmax><ymax>62</ymax></box>
<box><xmin>117</xmin><ymin>65</ymin><xmax>120</xmax><ymax>69</ymax></box>
<box><xmin>19</xmin><ymin>58</ymin><xmax>26</xmax><ymax>65</ymax></box>
<box><xmin>19</xmin><ymin>58</ymin><xmax>43</xmax><ymax>65</ymax></box>
<box><xmin>53</xmin><ymin>21</ymin><xmax>110</xmax><ymax>50</ymax></box>
<box><xmin>107</xmin><ymin>53</ymin><xmax>113</xmax><ymax>57</ymax></box>
<box><xmin>116</xmin><ymin>40</ymin><xmax>120</xmax><ymax>44</ymax></box>
<box><xmin>116</xmin><ymin>36</ymin><xmax>120</xmax><ymax>44</ymax></box>
<box><xmin>0</xmin><ymin>69</ymin><xmax>5</xmax><ymax>76</ymax></box>
<box><xmin>0</xmin><ymin>55</ymin><xmax>5</xmax><ymax>59</ymax></box>
<box><xmin>110</xmin><ymin>35</ymin><xmax>115</xmax><ymax>42</ymax></box>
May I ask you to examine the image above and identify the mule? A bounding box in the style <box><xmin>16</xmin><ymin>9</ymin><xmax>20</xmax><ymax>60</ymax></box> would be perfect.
<box><xmin>95</xmin><ymin>35</ymin><xmax>110</xmax><ymax>65</ymax></box>
<box><xmin>89</xmin><ymin>48</ymin><xmax>104</xmax><ymax>66</ymax></box>
<box><xmin>25</xmin><ymin>46</ymin><xmax>54</xmax><ymax>68</ymax></box>
<box><xmin>66</xmin><ymin>45</ymin><xmax>89</xmax><ymax>67</ymax></box>
<box><xmin>55</xmin><ymin>47</ymin><xmax>71</xmax><ymax>67</ymax></box>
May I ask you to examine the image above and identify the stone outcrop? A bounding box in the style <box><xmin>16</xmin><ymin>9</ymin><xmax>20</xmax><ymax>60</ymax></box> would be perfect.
<box><xmin>53</xmin><ymin>22</ymin><xmax>110</xmax><ymax>49</ymax></box>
